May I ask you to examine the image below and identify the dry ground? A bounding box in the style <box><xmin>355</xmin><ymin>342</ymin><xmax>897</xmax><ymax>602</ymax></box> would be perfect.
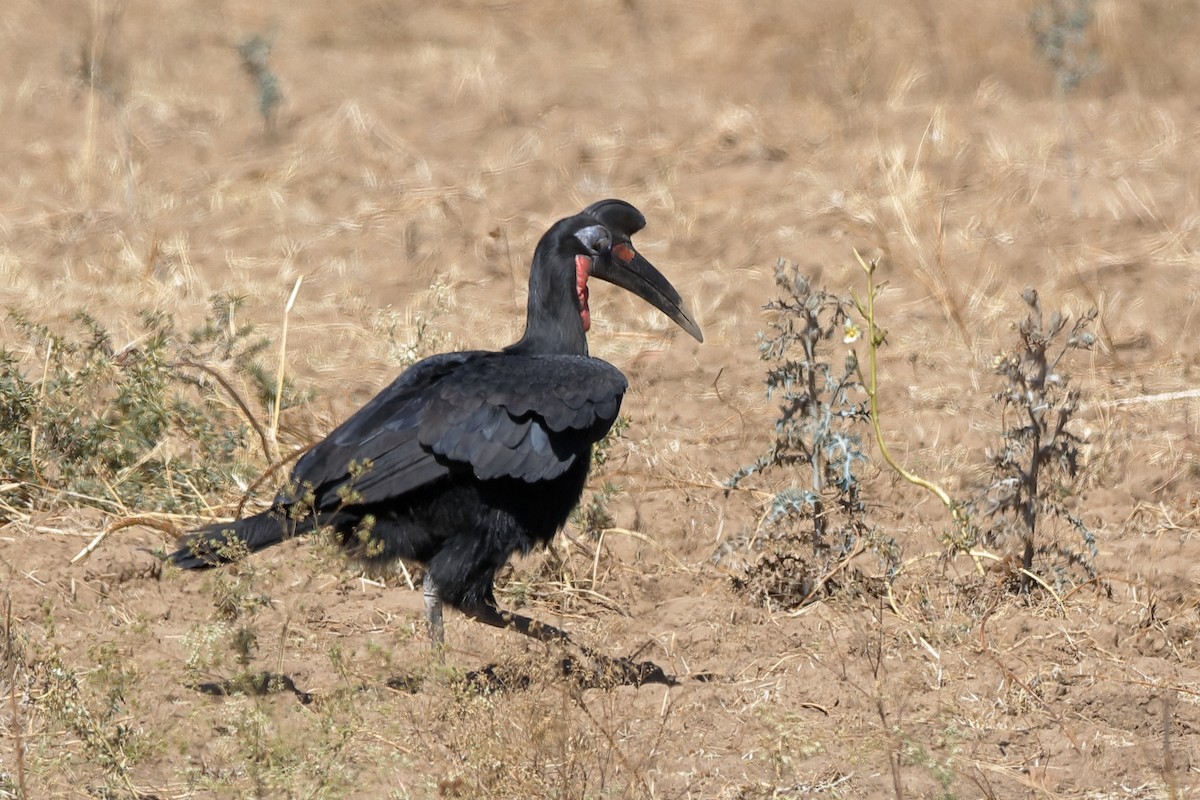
<box><xmin>2</xmin><ymin>0</ymin><xmax>1200</xmax><ymax>797</ymax></box>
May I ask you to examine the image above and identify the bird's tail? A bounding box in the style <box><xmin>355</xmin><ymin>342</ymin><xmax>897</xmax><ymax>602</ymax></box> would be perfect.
<box><xmin>169</xmin><ymin>510</ymin><xmax>310</xmax><ymax>569</ymax></box>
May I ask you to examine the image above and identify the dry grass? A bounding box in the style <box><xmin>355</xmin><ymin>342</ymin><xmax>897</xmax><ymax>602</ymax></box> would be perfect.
<box><xmin>2</xmin><ymin>0</ymin><xmax>1200</xmax><ymax>797</ymax></box>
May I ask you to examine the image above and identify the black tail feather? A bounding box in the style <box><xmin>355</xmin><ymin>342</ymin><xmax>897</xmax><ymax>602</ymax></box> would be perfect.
<box><xmin>169</xmin><ymin>511</ymin><xmax>299</xmax><ymax>569</ymax></box>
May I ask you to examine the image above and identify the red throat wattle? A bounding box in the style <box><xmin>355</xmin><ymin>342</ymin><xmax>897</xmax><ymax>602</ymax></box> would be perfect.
<box><xmin>574</xmin><ymin>254</ymin><xmax>591</xmax><ymax>331</ymax></box>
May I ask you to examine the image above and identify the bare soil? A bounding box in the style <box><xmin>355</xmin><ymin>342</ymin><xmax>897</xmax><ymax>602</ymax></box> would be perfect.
<box><xmin>1</xmin><ymin>1</ymin><xmax>1199</xmax><ymax>797</ymax></box>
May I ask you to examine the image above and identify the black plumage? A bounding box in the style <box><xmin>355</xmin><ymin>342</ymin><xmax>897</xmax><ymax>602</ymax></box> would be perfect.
<box><xmin>170</xmin><ymin>199</ymin><xmax>702</xmax><ymax>647</ymax></box>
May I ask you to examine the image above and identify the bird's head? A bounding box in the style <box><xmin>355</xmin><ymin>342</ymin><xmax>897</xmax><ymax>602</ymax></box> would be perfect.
<box><xmin>565</xmin><ymin>199</ymin><xmax>703</xmax><ymax>343</ymax></box>
<box><xmin>515</xmin><ymin>199</ymin><xmax>702</xmax><ymax>356</ymax></box>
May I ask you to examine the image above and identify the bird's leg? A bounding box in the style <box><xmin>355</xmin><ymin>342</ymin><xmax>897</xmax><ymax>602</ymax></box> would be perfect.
<box><xmin>422</xmin><ymin>573</ymin><xmax>445</xmax><ymax>650</ymax></box>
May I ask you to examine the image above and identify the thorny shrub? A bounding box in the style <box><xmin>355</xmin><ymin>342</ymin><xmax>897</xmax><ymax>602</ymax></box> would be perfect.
<box><xmin>237</xmin><ymin>34</ymin><xmax>283</xmax><ymax>133</ymax></box>
<box><xmin>971</xmin><ymin>288</ymin><xmax>1099</xmax><ymax>590</ymax></box>
<box><xmin>1029</xmin><ymin>0</ymin><xmax>1099</xmax><ymax>95</ymax></box>
<box><xmin>0</xmin><ymin>295</ymin><xmax>305</xmax><ymax>517</ymax></box>
<box><xmin>727</xmin><ymin>259</ymin><xmax>897</xmax><ymax>609</ymax></box>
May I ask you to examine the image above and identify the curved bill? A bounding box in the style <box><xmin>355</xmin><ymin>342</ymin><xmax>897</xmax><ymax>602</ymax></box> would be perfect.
<box><xmin>590</xmin><ymin>241</ymin><xmax>703</xmax><ymax>343</ymax></box>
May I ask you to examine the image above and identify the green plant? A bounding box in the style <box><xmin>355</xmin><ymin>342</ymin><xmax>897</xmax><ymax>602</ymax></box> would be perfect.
<box><xmin>729</xmin><ymin>259</ymin><xmax>895</xmax><ymax>608</ymax></box>
<box><xmin>187</xmin><ymin>292</ymin><xmax>310</xmax><ymax>416</ymax></box>
<box><xmin>1029</xmin><ymin>0</ymin><xmax>1099</xmax><ymax>95</ymax></box>
<box><xmin>902</xmin><ymin>725</ymin><xmax>963</xmax><ymax>800</ymax></box>
<box><xmin>1029</xmin><ymin>0</ymin><xmax>1099</xmax><ymax>213</ymax></box>
<box><xmin>38</xmin><ymin>651</ymin><xmax>155</xmax><ymax>797</ymax></box>
<box><xmin>0</xmin><ymin>296</ymin><xmax>307</xmax><ymax>517</ymax></box>
<box><xmin>179</xmin><ymin>538</ymin><xmax>276</xmax><ymax>702</ymax></box>
<box><xmin>973</xmin><ymin>288</ymin><xmax>1098</xmax><ymax>590</ymax></box>
<box><xmin>371</xmin><ymin>279</ymin><xmax>454</xmax><ymax>370</ymax></box>
<box><xmin>852</xmin><ymin>252</ymin><xmax>997</xmax><ymax>578</ymax></box>
<box><xmin>851</xmin><ymin>259</ymin><xmax>1099</xmax><ymax>589</ymax></box>
<box><xmin>236</xmin><ymin>34</ymin><xmax>283</xmax><ymax>133</ymax></box>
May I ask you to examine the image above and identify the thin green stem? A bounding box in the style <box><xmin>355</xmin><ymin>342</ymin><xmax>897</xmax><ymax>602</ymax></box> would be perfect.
<box><xmin>851</xmin><ymin>250</ymin><xmax>985</xmax><ymax>576</ymax></box>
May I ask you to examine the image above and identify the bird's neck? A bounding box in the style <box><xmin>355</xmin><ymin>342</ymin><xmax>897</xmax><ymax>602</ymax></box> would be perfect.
<box><xmin>505</xmin><ymin>243</ymin><xmax>591</xmax><ymax>356</ymax></box>
<box><xmin>506</xmin><ymin>306</ymin><xmax>589</xmax><ymax>356</ymax></box>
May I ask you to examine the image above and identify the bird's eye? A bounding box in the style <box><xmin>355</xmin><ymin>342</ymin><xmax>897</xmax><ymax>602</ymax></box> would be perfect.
<box><xmin>573</xmin><ymin>225</ymin><xmax>611</xmax><ymax>254</ymax></box>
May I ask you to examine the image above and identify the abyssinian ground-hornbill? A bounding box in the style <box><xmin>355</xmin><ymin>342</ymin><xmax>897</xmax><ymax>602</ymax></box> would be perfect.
<box><xmin>170</xmin><ymin>199</ymin><xmax>702</xmax><ymax>653</ymax></box>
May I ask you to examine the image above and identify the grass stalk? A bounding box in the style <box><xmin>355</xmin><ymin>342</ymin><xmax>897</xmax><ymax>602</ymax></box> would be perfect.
<box><xmin>268</xmin><ymin>276</ymin><xmax>304</xmax><ymax>463</ymax></box>
<box><xmin>28</xmin><ymin>339</ymin><xmax>53</xmax><ymax>486</ymax></box>
<box><xmin>81</xmin><ymin>0</ymin><xmax>103</xmax><ymax>195</ymax></box>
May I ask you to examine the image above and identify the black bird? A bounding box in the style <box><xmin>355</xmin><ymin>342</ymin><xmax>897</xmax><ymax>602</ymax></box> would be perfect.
<box><xmin>170</xmin><ymin>199</ymin><xmax>702</xmax><ymax>649</ymax></box>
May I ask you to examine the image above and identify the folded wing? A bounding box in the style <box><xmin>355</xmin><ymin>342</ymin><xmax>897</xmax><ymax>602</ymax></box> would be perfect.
<box><xmin>286</xmin><ymin>352</ymin><xmax>628</xmax><ymax>510</ymax></box>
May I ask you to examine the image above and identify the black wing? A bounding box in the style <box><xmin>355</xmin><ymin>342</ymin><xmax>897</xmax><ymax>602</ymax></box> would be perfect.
<box><xmin>286</xmin><ymin>352</ymin><xmax>627</xmax><ymax>510</ymax></box>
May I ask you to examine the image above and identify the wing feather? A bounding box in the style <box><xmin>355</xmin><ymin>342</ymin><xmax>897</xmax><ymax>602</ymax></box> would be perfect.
<box><xmin>279</xmin><ymin>352</ymin><xmax>627</xmax><ymax>509</ymax></box>
<box><xmin>417</xmin><ymin>354</ymin><xmax>627</xmax><ymax>482</ymax></box>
